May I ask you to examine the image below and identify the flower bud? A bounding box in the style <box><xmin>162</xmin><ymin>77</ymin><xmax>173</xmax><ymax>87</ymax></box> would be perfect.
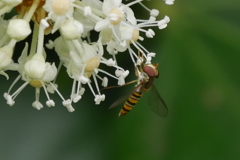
<box><xmin>24</xmin><ymin>54</ymin><xmax>46</xmax><ymax>79</ymax></box>
<box><xmin>7</xmin><ymin>19</ymin><xmax>31</xmax><ymax>41</ymax></box>
<box><xmin>60</xmin><ymin>20</ymin><xmax>83</xmax><ymax>40</ymax></box>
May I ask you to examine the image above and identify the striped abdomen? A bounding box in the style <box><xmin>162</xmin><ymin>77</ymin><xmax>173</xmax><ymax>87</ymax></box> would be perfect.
<box><xmin>119</xmin><ymin>90</ymin><xmax>143</xmax><ymax>116</ymax></box>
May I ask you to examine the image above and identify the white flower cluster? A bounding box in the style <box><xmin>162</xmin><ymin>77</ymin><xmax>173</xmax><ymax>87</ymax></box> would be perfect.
<box><xmin>0</xmin><ymin>0</ymin><xmax>173</xmax><ymax>112</ymax></box>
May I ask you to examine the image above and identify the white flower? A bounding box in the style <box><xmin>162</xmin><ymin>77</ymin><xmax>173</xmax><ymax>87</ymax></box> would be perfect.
<box><xmin>53</xmin><ymin>37</ymin><xmax>70</xmax><ymax>65</ymax></box>
<box><xmin>24</xmin><ymin>53</ymin><xmax>47</xmax><ymax>79</ymax></box>
<box><xmin>60</xmin><ymin>20</ymin><xmax>83</xmax><ymax>40</ymax></box>
<box><xmin>7</xmin><ymin>19</ymin><xmax>31</xmax><ymax>40</ymax></box>
<box><xmin>61</xmin><ymin>38</ymin><xmax>129</xmax><ymax>104</ymax></box>
<box><xmin>95</xmin><ymin>0</ymin><xmax>139</xmax><ymax>32</ymax></box>
<box><xmin>43</xmin><ymin>0</ymin><xmax>75</xmax><ymax>33</ymax></box>
<box><xmin>0</xmin><ymin>0</ymin><xmax>174</xmax><ymax>112</ymax></box>
<box><xmin>73</xmin><ymin>9</ymin><xmax>95</xmax><ymax>37</ymax></box>
<box><xmin>4</xmin><ymin>43</ymin><xmax>72</xmax><ymax>111</ymax></box>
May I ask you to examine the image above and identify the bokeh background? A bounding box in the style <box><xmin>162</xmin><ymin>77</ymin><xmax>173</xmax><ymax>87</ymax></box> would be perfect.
<box><xmin>0</xmin><ymin>0</ymin><xmax>240</xmax><ymax>160</ymax></box>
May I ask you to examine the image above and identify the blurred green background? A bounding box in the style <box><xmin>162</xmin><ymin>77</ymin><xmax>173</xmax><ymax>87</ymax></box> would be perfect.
<box><xmin>0</xmin><ymin>0</ymin><xmax>240</xmax><ymax>160</ymax></box>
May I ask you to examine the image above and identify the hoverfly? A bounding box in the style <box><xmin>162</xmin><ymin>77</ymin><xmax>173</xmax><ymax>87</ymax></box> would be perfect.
<box><xmin>108</xmin><ymin>59</ymin><xmax>168</xmax><ymax>117</ymax></box>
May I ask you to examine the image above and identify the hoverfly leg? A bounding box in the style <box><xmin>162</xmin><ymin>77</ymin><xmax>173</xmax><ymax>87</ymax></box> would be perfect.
<box><xmin>135</xmin><ymin>65</ymin><xmax>140</xmax><ymax>77</ymax></box>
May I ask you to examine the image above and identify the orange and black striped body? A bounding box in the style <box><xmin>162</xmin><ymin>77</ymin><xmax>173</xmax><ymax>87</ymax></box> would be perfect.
<box><xmin>110</xmin><ymin>63</ymin><xmax>168</xmax><ymax>117</ymax></box>
<box><xmin>119</xmin><ymin>84</ymin><xmax>143</xmax><ymax>116</ymax></box>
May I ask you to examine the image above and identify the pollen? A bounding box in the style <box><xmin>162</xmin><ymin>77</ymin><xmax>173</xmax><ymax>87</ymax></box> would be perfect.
<box><xmin>109</xmin><ymin>8</ymin><xmax>123</xmax><ymax>25</ymax></box>
<box><xmin>85</xmin><ymin>57</ymin><xmax>100</xmax><ymax>73</ymax></box>
<box><xmin>29</xmin><ymin>80</ymin><xmax>43</xmax><ymax>88</ymax></box>
<box><xmin>52</xmin><ymin>0</ymin><xmax>70</xmax><ymax>15</ymax></box>
<box><xmin>132</xmin><ymin>29</ymin><xmax>139</xmax><ymax>42</ymax></box>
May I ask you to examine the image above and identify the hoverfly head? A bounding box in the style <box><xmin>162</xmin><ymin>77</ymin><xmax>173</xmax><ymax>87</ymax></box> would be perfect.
<box><xmin>143</xmin><ymin>63</ymin><xmax>159</xmax><ymax>78</ymax></box>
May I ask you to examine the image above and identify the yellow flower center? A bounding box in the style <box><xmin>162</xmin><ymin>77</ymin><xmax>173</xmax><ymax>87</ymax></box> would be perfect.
<box><xmin>132</xmin><ymin>29</ymin><xmax>139</xmax><ymax>42</ymax></box>
<box><xmin>109</xmin><ymin>8</ymin><xmax>123</xmax><ymax>25</ymax></box>
<box><xmin>29</xmin><ymin>80</ymin><xmax>43</xmax><ymax>88</ymax></box>
<box><xmin>84</xmin><ymin>57</ymin><xmax>101</xmax><ymax>77</ymax></box>
<box><xmin>52</xmin><ymin>0</ymin><xmax>70</xmax><ymax>15</ymax></box>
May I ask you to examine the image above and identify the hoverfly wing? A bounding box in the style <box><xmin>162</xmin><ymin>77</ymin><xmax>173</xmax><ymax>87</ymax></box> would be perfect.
<box><xmin>109</xmin><ymin>93</ymin><xmax>130</xmax><ymax>109</ymax></box>
<box><xmin>109</xmin><ymin>88</ymin><xmax>135</xmax><ymax>109</ymax></box>
<box><xmin>147</xmin><ymin>85</ymin><xmax>168</xmax><ymax>117</ymax></box>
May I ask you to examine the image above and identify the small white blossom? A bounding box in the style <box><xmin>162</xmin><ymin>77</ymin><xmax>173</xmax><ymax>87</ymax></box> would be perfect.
<box><xmin>0</xmin><ymin>0</ymin><xmax>174</xmax><ymax>112</ymax></box>
<box><xmin>24</xmin><ymin>53</ymin><xmax>47</xmax><ymax>79</ymax></box>
<box><xmin>60</xmin><ymin>20</ymin><xmax>83</xmax><ymax>40</ymax></box>
<box><xmin>7</xmin><ymin>19</ymin><xmax>31</xmax><ymax>40</ymax></box>
<box><xmin>43</xmin><ymin>0</ymin><xmax>75</xmax><ymax>33</ymax></box>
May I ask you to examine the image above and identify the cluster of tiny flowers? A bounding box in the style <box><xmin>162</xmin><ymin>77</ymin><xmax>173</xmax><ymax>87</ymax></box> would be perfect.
<box><xmin>0</xmin><ymin>0</ymin><xmax>173</xmax><ymax>112</ymax></box>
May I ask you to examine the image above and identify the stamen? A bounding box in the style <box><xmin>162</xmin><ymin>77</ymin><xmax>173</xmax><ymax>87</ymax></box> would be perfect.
<box><xmin>41</xmin><ymin>81</ymin><xmax>52</xmax><ymax>102</ymax></box>
<box><xmin>127</xmin><ymin>48</ymin><xmax>137</xmax><ymax>66</ymax></box>
<box><xmin>130</xmin><ymin>40</ymin><xmax>146</xmax><ymax>58</ymax></box>
<box><xmin>79</xmin><ymin>88</ymin><xmax>85</xmax><ymax>96</ymax></box>
<box><xmin>50</xmin><ymin>82</ymin><xmax>66</xmax><ymax>101</ymax></box>
<box><xmin>98</xmin><ymin>69</ymin><xmax>118</xmax><ymax>79</ymax></box>
<box><xmin>125</xmin><ymin>0</ymin><xmax>143</xmax><ymax>8</ymax></box>
<box><xmin>87</xmin><ymin>81</ymin><xmax>96</xmax><ymax>97</ymax></box>
<box><xmin>135</xmin><ymin>41</ymin><xmax>151</xmax><ymax>56</ymax></box>
<box><xmin>11</xmin><ymin>81</ymin><xmax>29</xmax><ymax>100</ymax></box>
<box><xmin>70</xmin><ymin>79</ymin><xmax>77</xmax><ymax>101</ymax></box>
<box><xmin>92</xmin><ymin>73</ymin><xmax>100</xmax><ymax>94</ymax></box>
<box><xmin>76</xmin><ymin>80</ymin><xmax>82</xmax><ymax>95</ymax></box>
<box><xmin>7</xmin><ymin>75</ymin><xmax>21</xmax><ymax>94</ymax></box>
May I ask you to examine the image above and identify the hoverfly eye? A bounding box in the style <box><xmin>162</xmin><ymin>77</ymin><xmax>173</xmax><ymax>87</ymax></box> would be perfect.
<box><xmin>143</xmin><ymin>65</ymin><xmax>159</xmax><ymax>78</ymax></box>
